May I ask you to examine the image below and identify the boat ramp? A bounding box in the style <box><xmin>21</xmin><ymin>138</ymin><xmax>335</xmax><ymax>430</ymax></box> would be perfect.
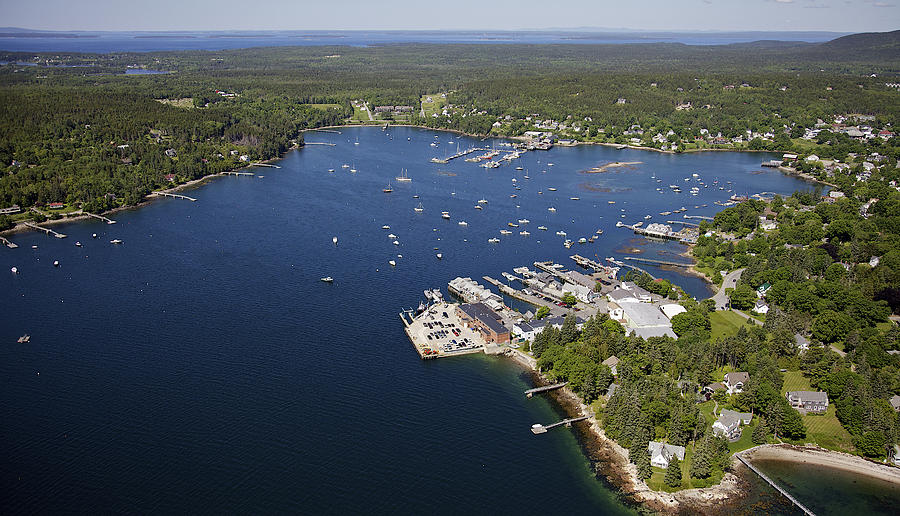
<box><xmin>735</xmin><ymin>452</ymin><xmax>816</xmax><ymax>516</ymax></box>
<box><xmin>23</xmin><ymin>222</ymin><xmax>66</xmax><ymax>238</ymax></box>
<box><xmin>152</xmin><ymin>191</ymin><xmax>197</xmax><ymax>202</ymax></box>
<box><xmin>524</xmin><ymin>382</ymin><xmax>567</xmax><ymax>398</ymax></box>
<box><xmin>85</xmin><ymin>212</ymin><xmax>116</xmax><ymax>224</ymax></box>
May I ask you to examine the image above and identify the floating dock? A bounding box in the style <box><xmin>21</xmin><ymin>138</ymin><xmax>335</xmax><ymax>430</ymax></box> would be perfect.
<box><xmin>735</xmin><ymin>453</ymin><xmax>816</xmax><ymax>516</ymax></box>
<box><xmin>525</xmin><ymin>382</ymin><xmax>567</xmax><ymax>398</ymax></box>
<box><xmin>1</xmin><ymin>236</ymin><xmax>18</xmax><ymax>248</ymax></box>
<box><xmin>23</xmin><ymin>222</ymin><xmax>66</xmax><ymax>238</ymax></box>
<box><xmin>153</xmin><ymin>191</ymin><xmax>197</xmax><ymax>202</ymax></box>
<box><xmin>531</xmin><ymin>416</ymin><xmax>590</xmax><ymax>434</ymax></box>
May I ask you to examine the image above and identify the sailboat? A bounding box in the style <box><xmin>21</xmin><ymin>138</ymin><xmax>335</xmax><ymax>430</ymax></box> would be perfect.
<box><xmin>383</xmin><ymin>182</ymin><xmax>393</xmax><ymax>193</ymax></box>
<box><xmin>395</xmin><ymin>169</ymin><xmax>412</xmax><ymax>182</ymax></box>
<box><xmin>414</xmin><ymin>202</ymin><xmax>424</xmax><ymax>213</ymax></box>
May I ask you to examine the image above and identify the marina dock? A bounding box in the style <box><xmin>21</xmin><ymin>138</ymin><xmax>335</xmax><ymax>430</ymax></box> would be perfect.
<box><xmin>525</xmin><ymin>382</ymin><xmax>567</xmax><ymax>398</ymax></box>
<box><xmin>23</xmin><ymin>221</ymin><xmax>66</xmax><ymax>238</ymax></box>
<box><xmin>735</xmin><ymin>453</ymin><xmax>816</xmax><ymax>516</ymax></box>
<box><xmin>85</xmin><ymin>212</ymin><xmax>116</xmax><ymax>224</ymax></box>
<box><xmin>1</xmin><ymin>236</ymin><xmax>18</xmax><ymax>248</ymax></box>
<box><xmin>430</xmin><ymin>147</ymin><xmax>484</xmax><ymax>163</ymax></box>
<box><xmin>153</xmin><ymin>191</ymin><xmax>197</xmax><ymax>202</ymax></box>
<box><xmin>531</xmin><ymin>416</ymin><xmax>590</xmax><ymax>434</ymax></box>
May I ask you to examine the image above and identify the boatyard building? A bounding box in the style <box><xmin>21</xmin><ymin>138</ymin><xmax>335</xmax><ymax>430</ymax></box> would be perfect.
<box><xmin>456</xmin><ymin>303</ymin><xmax>510</xmax><ymax>344</ymax></box>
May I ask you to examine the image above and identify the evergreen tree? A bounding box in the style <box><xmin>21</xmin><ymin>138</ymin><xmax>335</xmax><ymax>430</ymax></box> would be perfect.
<box><xmin>751</xmin><ymin>419</ymin><xmax>769</xmax><ymax>445</ymax></box>
<box><xmin>664</xmin><ymin>455</ymin><xmax>682</xmax><ymax>488</ymax></box>
<box><xmin>690</xmin><ymin>438</ymin><xmax>712</xmax><ymax>479</ymax></box>
<box><xmin>559</xmin><ymin>314</ymin><xmax>579</xmax><ymax>344</ymax></box>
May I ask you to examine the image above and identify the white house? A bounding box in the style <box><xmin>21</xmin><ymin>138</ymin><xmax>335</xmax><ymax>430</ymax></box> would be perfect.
<box><xmin>723</xmin><ymin>372</ymin><xmax>749</xmax><ymax>394</ymax></box>
<box><xmin>753</xmin><ymin>299</ymin><xmax>769</xmax><ymax>314</ymax></box>
<box><xmin>648</xmin><ymin>441</ymin><xmax>685</xmax><ymax>469</ymax></box>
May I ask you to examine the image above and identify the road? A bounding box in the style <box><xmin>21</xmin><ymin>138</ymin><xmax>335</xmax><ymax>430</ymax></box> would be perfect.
<box><xmin>711</xmin><ymin>268</ymin><xmax>745</xmax><ymax>310</ymax></box>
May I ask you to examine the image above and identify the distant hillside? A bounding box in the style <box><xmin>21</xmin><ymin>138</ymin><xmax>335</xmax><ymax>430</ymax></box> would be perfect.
<box><xmin>807</xmin><ymin>29</ymin><xmax>900</xmax><ymax>61</ymax></box>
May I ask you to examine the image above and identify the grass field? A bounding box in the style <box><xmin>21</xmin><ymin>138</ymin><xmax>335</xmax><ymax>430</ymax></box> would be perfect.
<box><xmin>781</xmin><ymin>371</ymin><xmax>854</xmax><ymax>452</ymax></box>
<box><xmin>709</xmin><ymin>310</ymin><xmax>750</xmax><ymax>341</ymax></box>
<box><xmin>421</xmin><ymin>93</ymin><xmax>447</xmax><ymax>117</ymax></box>
<box><xmin>308</xmin><ymin>103</ymin><xmax>343</xmax><ymax>110</ymax></box>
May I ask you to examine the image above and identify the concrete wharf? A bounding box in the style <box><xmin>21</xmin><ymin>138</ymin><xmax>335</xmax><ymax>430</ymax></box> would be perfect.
<box><xmin>531</xmin><ymin>416</ymin><xmax>590</xmax><ymax>434</ymax></box>
<box><xmin>532</xmin><ymin>260</ymin><xmax>567</xmax><ymax>280</ymax></box>
<box><xmin>85</xmin><ymin>212</ymin><xmax>116</xmax><ymax>224</ymax></box>
<box><xmin>1</xmin><ymin>236</ymin><xmax>18</xmax><ymax>248</ymax></box>
<box><xmin>525</xmin><ymin>382</ymin><xmax>567</xmax><ymax>398</ymax></box>
<box><xmin>684</xmin><ymin>215</ymin><xmax>714</xmax><ymax>221</ymax></box>
<box><xmin>623</xmin><ymin>256</ymin><xmax>693</xmax><ymax>268</ymax></box>
<box><xmin>735</xmin><ymin>453</ymin><xmax>816</xmax><ymax>516</ymax></box>
<box><xmin>153</xmin><ymin>191</ymin><xmax>197</xmax><ymax>202</ymax></box>
<box><xmin>482</xmin><ymin>276</ymin><xmax>567</xmax><ymax>316</ymax></box>
<box><xmin>23</xmin><ymin>221</ymin><xmax>66</xmax><ymax>238</ymax></box>
<box><xmin>222</xmin><ymin>171</ymin><xmax>255</xmax><ymax>176</ymax></box>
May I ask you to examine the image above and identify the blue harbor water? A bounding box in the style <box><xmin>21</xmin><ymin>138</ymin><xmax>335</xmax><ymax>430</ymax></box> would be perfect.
<box><xmin>0</xmin><ymin>127</ymin><xmax>861</xmax><ymax>514</ymax></box>
<box><xmin>0</xmin><ymin>29</ymin><xmax>847</xmax><ymax>53</ymax></box>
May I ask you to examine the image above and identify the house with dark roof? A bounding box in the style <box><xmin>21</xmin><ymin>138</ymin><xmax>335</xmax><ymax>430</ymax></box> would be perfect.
<box><xmin>786</xmin><ymin>391</ymin><xmax>829</xmax><ymax>413</ymax></box>
<box><xmin>456</xmin><ymin>303</ymin><xmax>510</xmax><ymax>344</ymax></box>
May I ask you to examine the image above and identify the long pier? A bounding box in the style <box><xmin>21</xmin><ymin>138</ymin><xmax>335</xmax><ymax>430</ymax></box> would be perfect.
<box><xmin>86</xmin><ymin>212</ymin><xmax>116</xmax><ymax>224</ymax></box>
<box><xmin>222</xmin><ymin>171</ymin><xmax>255</xmax><ymax>176</ymax></box>
<box><xmin>525</xmin><ymin>382</ymin><xmax>567</xmax><ymax>398</ymax></box>
<box><xmin>303</xmin><ymin>142</ymin><xmax>337</xmax><ymax>146</ymax></box>
<box><xmin>666</xmin><ymin>220</ymin><xmax>699</xmax><ymax>227</ymax></box>
<box><xmin>623</xmin><ymin>256</ymin><xmax>693</xmax><ymax>268</ymax></box>
<box><xmin>735</xmin><ymin>453</ymin><xmax>816</xmax><ymax>516</ymax></box>
<box><xmin>250</xmin><ymin>163</ymin><xmax>281</xmax><ymax>168</ymax></box>
<box><xmin>533</xmin><ymin>260</ymin><xmax>567</xmax><ymax>280</ymax></box>
<box><xmin>23</xmin><ymin>221</ymin><xmax>66</xmax><ymax>238</ymax></box>
<box><xmin>531</xmin><ymin>416</ymin><xmax>590</xmax><ymax>434</ymax></box>
<box><xmin>0</xmin><ymin>236</ymin><xmax>18</xmax><ymax>248</ymax></box>
<box><xmin>684</xmin><ymin>215</ymin><xmax>714</xmax><ymax>221</ymax></box>
<box><xmin>432</xmin><ymin>147</ymin><xmax>484</xmax><ymax>163</ymax></box>
<box><xmin>153</xmin><ymin>191</ymin><xmax>197</xmax><ymax>202</ymax></box>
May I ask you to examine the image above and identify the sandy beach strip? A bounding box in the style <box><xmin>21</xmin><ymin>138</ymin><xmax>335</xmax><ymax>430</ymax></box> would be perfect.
<box><xmin>742</xmin><ymin>445</ymin><xmax>900</xmax><ymax>484</ymax></box>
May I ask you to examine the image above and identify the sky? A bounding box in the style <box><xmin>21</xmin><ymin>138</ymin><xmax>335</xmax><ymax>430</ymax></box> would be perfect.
<box><xmin>2</xmin><ymin>0</ymin><xmax>897</xmax><ymax>32</ymax></box>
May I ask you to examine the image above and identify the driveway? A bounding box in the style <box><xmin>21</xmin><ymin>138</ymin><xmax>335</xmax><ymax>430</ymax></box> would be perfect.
<box><xmin>711</xmin><ymin>268</ymin><xmax>745</xmax><ymax>310</ymax></box>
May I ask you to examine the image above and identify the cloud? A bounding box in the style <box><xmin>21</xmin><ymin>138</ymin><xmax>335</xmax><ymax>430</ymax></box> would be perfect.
<box><xmin>775</xmin><ymin>0</ymin><xmax>794</xmax><ymax>3</ymax></box>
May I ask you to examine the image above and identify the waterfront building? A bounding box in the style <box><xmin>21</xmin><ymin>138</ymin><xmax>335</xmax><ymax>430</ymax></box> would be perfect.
<box><xmin>659</xmin><ymin>304</ymin><xmax>687</xmax><ymax>320</ymax></box>
<box><xmin>648</xmin><ymin>441</ymin><xmax>685</xmax><ymax>469</ymax></box>
<box><xmin>616</xmin><ymin>302</ymin><xmax>676</xmax><ymax>339</ymax></box>
<box><xmin>456</xmin><ymin>303</ymin><xmax>510</xmax><ymax>344</ymax></box>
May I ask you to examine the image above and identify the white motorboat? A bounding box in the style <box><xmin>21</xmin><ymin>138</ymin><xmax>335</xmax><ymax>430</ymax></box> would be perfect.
<box><xmin>458</xmin><ymin>221</ymin><xmax>468</xmax><ymax>226</ymax></box>
<box><xmin>387</xmin><ymin>233</ymin><xmax>397</xmax><ymax>238</ymax></box>
<box><xmin>488</xmin><ymin>238</ymin><xmax>500</xmax><ymax>243</ymax></box>
<box><xmin>548</xmin><ymin>207</ymin><xmax>556</xmax><ymax>212</ymax></box>
<box><xmin>11</xmin><ymin>266</ymin><xmax>18</xmax><ymax>274</ymax></box>
<box><xmin>517</xmin><ymin>218</ymin><xmax>529</xmax><ymax>224</ymax></box>
<box><xmin>519</xmin><ymin>230</ymin><xmax>530</xmax><ymax>236</ymax></box>
<box><xmin>500</xmin><ymin>230</ymin><xmax>512</xmax><ymax>235</ymax></box>
<box><xmin>382</xmin><ymin>225</ymin><xmax>391</xmax><ymax>230</ymax></box>
<box><xmin>389</xmin><ymin>260</ymin><xmax>396</xmax><ymax>266</ymax></box>
<box><xmin>332</xmin><ymin>236</ymin><xmax>338</xmax><ymax>245</ymax></box>
<box><xmin>53</xmin><ymin>260</ymin><xmax>59</xmax><ymax>267</ymax></box>
<box><xmin>556</xmin><ymin>231</ymin><xmax>567</xmax><ymax>236</ymax></box>
<box><xmin>320</xmin><ymin>276</ymin><xmax>334</xmax><ymax>283</ymax></box>
<box><xmin>537</xmin><ymin>226</ymin><xmax>547</xmax><ymax>231</ymax></box>
<box><xmin>441</xmin><ymin>211</ymin><xmax>450</xmax><ymax>220</ymax></box>
<box><xmin>110</xmin><ymin>239</ymin><xmax>123</xmax><ymax>244</ymax></box>
<box><xmin>436</xmin><ymin>253</ymin><xmax>442</xmax><ymax>259</ymax></box>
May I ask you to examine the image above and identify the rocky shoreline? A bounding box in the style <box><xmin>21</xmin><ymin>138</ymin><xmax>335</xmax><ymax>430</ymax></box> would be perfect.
<box><xmin>517</xmin><ymin>360</ymin><xmax>751</xmax><ymax>514</ymax></box>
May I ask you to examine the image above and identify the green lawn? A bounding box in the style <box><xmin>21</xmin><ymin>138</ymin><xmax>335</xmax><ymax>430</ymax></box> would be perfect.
<box><xmin>646</xmin><ymin>444</ymin><xmax>725</xmax><ymax>492</ymax></box>
<box><xmin>709</xmin><ymin>310</ymin><xmax>750</xmax><ymax>341</ymax></box>
<box><xmin>308</xmin><ymin>103</ymin><xmax>343</xmax><ymax>110</ymax></box>
<box><xmin>421</xmin><ymin>93</ymin><xmax>447</xmax><ymax>117</ymax></box>
<box><xmin>781</xmin><ymin>371</ymin><xmax>854</xmax><ymax>452</ymax></box>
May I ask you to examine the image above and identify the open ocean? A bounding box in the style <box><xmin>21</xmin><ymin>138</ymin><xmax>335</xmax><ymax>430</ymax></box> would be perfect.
<box><xmin>3</xmin><ymin>127</ymin><xmax>894</xmax><ymax>514</ymax></box>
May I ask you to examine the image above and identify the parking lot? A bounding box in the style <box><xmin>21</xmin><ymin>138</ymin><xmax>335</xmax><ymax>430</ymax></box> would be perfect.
<box><xmin>405</xmin><ymin>302</ymin><xmax>486</xmax><ymax>358</ymax></box>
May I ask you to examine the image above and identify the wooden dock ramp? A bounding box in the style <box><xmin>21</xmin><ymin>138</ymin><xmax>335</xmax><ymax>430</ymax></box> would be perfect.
<box><xmin>735</xmin><ymin>453</ymin><xmax>816</xmax><ymax>516</ymax></box>
<box><xmin>525</xmin><ymin>382</ymin><xmax>567</xmax><ymax>398</ymax></box>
